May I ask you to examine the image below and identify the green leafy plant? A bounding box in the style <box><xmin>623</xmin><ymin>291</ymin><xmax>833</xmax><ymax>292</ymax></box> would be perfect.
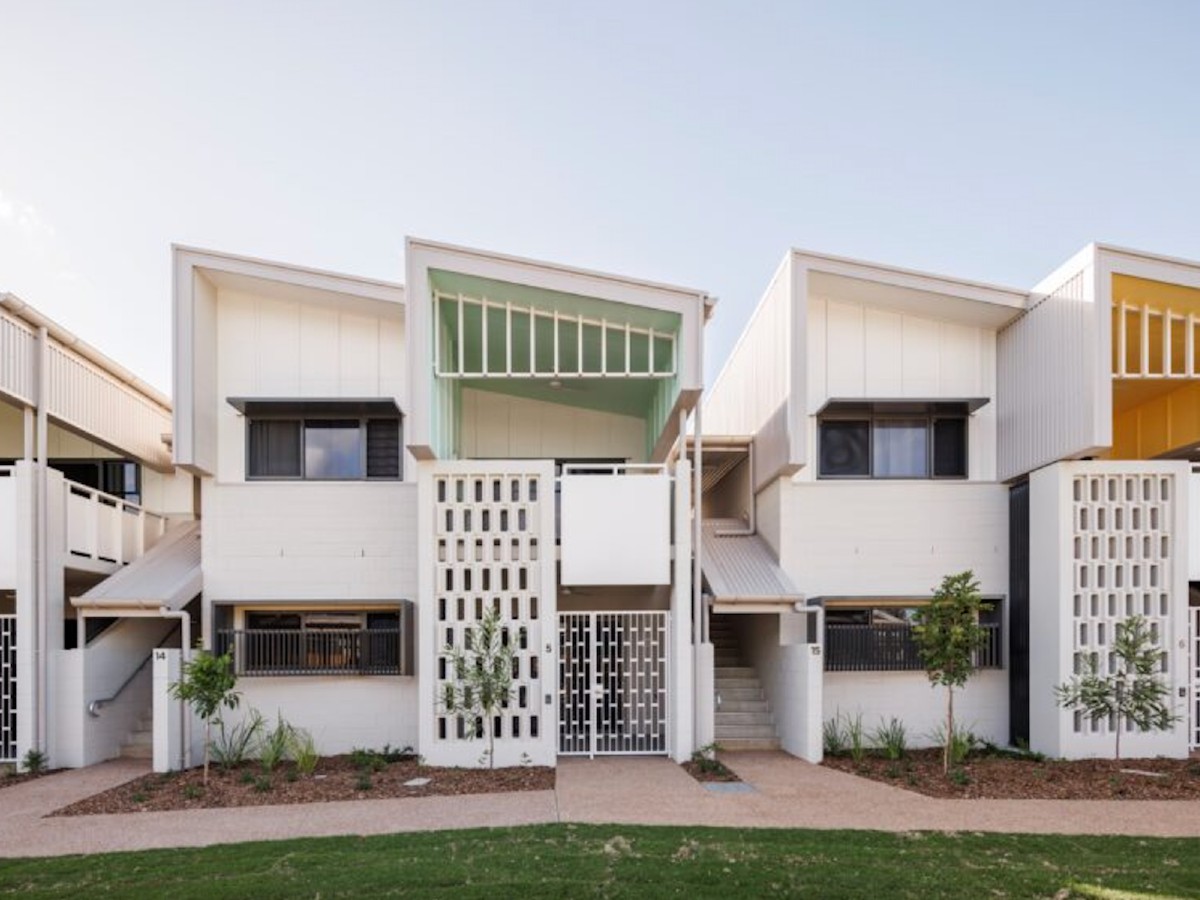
<box><xmin>131</xmin><ymin>791</ymin><xmax>148</xmax><ymax>804</ymax></box>
<box><xmin>21</xmin><ymin>748</ymin><xmax>47</xmax><ymax>775</ymax></box>
<box><xmin>690</xmin><ymin>742</ymin><xmax>727</xmax><ymax>775</ymax></box>
<box><xmin>1055</xmin><ymin>614</ymin><xmax>1179</xmax><ymax>760</ymax></box>
<box><xmin>925</xmin><ymin>722</ymin><xmax>979</xmax><ymax>766</ymax></box>
<box><xmin>259</xmin><ymin>714</ymin><xmax>295</xmax><ymax>774</ymax></box>
<box><xmin>239</xmin><ymin>770</ymin><xmax>256</xmax><ymax>785</ymax></box>
<box><xmin>210</xmin><ymin>709</ymin><xmax>265</xmax><ymax>771</ymax></box>
<box><xmin>949</xmin><ymin>767</ymin><xmax>971</xmax><ymax>787</ymax></box>
<box><xmin>183</xmin><ymin>784</ymin><xmax>203</xmax><ymax>800</ymax></box>
<box><xmin>379</xmin><ymin>744</ymin><xmax>415</xmax><ymax>764</ymax></box>
<box><xmin>439</xmin><ymin>606</ymin><xmax>516</xmax><ymax>769</ymax></box>
<box><xmin>253</xmin><ymin>775</ymin><xmax>272</xmax><ymax>793</ymax></box>
<box><xmin>871</xmin><ymin>717</ymin><xmax>907</xmax><ymax>761</ymax></box>
<box><xmin>350</xmin><ymin>748</ymin><xmax>385</xmax><ymax>773</ymax></box>
<box><xmin>290</xmin><ymin>728</ymin><xmax>320</xmax><ymax>776</ymax></box>
<box><xmin>912</xmin><ymin>571</ymin><xmax>992</xmax><ymax>773</ymax></box>
<box><xmin>355</xmin><ymin>773</ymin><xmax>373</xmax><ymax>791</ymax></box>
<box><xmin>169</xmin><ymin>650</ymin><xmax>240</xmax><ymax>785</ymax></box>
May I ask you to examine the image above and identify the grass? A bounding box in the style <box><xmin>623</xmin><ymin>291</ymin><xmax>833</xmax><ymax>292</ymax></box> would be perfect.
<box><xmin>0</xmin><ymin>825</ymin><xmax>1198</xmax><ymax>898</ymax></box>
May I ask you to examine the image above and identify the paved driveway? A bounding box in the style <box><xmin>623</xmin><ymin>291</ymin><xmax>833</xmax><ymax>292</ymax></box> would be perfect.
<box><xmin>1</xmin><ymin>751</ymin><xmax>1198</xmax><ymax>858</ymax></box>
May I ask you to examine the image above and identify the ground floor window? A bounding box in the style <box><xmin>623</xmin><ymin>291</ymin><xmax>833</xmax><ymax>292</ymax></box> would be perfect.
<box><xmin>216</xmin><ymin>605</ymin><xmax>412</xmax><ymax>676</ymax></box>
<box><xmin>822</xmin><ymin>599</ymin><xmax>1003</xmax><ymax>672</ymax></box>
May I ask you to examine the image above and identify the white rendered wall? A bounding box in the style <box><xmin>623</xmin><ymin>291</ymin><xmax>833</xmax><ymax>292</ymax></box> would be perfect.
<box><xmin>755</xmin><ymin>477</ymin><xmax>783</xmax><ymax>558</ymax></box>
<box><xmin>740</xmin><ymin>612</ymin><xmax>825</xmax><ymax>761</ymax></box>
<box><xmin>560</xmin><ymin>473</ymin><xmax>670</xmax><ymax>585</ymax></box>
<box><xmin>777</xmin><ymin>481</ymin><xmax>1008</xmax><ymax>597</ymax></box>
<box><xmin>824</xmin><ymin>670</ymin><xmax>1008</xmax><ymax>747</ymax></box>
<box><xmin>201</xmin><ymin>482</ymin><xmax>417</xmax><ymax>603</ymax></box>
<box><xmin>1028</xmin><ymin>461</ymin><xmax>1190</xmax><ymax>759</ymax></box>
<box><xmin>0</xmin><ymin>471</ymin><xmax>15</xmax><ymax>589</ymax></box>
<box><xmin>227</xmin><ymin>677</ymin><xmax>417</xmax><ymax>756</ymax></box>
<box><xmin>460</xmin><ymin>389</ymin><xmax>645</xmax><ymax>462</ymax></box>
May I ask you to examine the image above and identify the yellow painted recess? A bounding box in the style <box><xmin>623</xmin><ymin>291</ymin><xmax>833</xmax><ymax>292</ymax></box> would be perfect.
<box><xmin>1111</xmin><ymin>379</ymin><xmax>1200</xmax><ymax>460</ymax></box>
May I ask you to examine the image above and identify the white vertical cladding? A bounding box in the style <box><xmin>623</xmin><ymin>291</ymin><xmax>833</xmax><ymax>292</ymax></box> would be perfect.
<box><xmin>0</xmin><ymin>468</ymin><xmax>16</xmax><ymax>589</ymax></box>
<box><xmin>1029</xmin><ymin>461</ymin><xmax>1190</xmax><ymax>759</ymax></box>
<box><xmin>0</xmin><ymin>310</ymin><xmax>36</xmax><ymax>406</ymax></box>
<box><xmin>705</xmin><ymin>255</ymin><xmax>800</xmax><ymax>489</ymax></box>
<box><xmin>806</xmin><ymin>296</ymin><xmax>999</xmax><ymax>482</ymax></box>
<box><xmin>418</xmin><ymin>460</ymin><xmax>557</xmax><ymax>767</ymax></box>
<box><xmin>998</xmin><ymin>251</ymin><xmax>1108</xmax><ymax>482</ymax></box>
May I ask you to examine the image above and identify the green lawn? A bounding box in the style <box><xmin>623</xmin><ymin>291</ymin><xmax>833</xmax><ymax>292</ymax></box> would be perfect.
<box><xmin>0</xmin><ymin>825</ymin><xmax>1197</xmax><ymax>898</ymax></box>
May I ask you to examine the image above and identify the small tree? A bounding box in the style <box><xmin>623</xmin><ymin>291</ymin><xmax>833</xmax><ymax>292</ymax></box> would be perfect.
<box><xmin>912</xmin><ymin>571</ymin><xmax>991</xmax><ymax>774</ymax></box>
<box><xmin>440</xmin><ymin>606</ymin><xmax>515</xmax><ymax>769</ymax></box>
<box><xmin>169</xmin><ymin>649</ymin><xmax>240</xmax><ymax>784</ymax></box>
<box><xmin>1055</xmin><ymin>615</ymin><xmax>1178</xmax><ymax>760</ymax></box>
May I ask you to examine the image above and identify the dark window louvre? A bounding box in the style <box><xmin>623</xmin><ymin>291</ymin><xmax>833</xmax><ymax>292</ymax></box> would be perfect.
<box><xmin>367</xmin><ymin>419</ymin><xmax>401</xmax><ymax>479</ymax></box>
<box><xmin>933</xmin><ymin>418</ymin><xmax>967</xmax><ymax>477</ymax></box>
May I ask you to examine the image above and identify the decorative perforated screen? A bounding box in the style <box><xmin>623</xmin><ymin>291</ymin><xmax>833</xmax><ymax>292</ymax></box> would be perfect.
<box><xmin>0</xmin><ymin>616</ymin><xmax>15</xmax><ymax>762</ymax></box>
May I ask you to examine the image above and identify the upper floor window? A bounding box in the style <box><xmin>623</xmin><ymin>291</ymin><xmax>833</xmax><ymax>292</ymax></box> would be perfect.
<box><xmin>819</xmin><ymin>413</ymin><xmax>967</xmax><ymax>479</ymax></box>
<box><xmin>247</xmin><ymin>416</ymin><xmax>401</xmax><ymax>480</ymax></box>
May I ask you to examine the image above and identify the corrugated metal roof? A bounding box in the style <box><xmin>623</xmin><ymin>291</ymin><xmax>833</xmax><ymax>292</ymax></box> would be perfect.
<box><xmin>701</xmin><ymin>518</ymin><xmax>802</xmax><ymax>604</ymax></box>
<box><xmin>73</xmin><ymin>521</ymin><xmax>202</xmax><ymax>611</ymax></box>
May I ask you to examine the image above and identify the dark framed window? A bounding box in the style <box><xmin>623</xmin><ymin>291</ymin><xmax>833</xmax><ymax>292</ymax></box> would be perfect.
<box><xmin>819</xmin><ymin>414</ymin><xmax>967</xmax><ymax>480</ymax></box>
<box><xmin>49</xmin><ymin>459</ymin><xmax>141</xmax><ymax>504</ymax></box>
<box><xmin>247</xmin><ymin>416</ymin><xmax>402</xmax><ymax>481</ymax></box>
<box><xmin>823</xmin><ymin>599</ymin><xmax>1003</xmax><ymax>671</ymax></box>
<box><xmin>219</xmin><ymin>606</ymin><xmax>412</xmax><ymax>676</ymax></box>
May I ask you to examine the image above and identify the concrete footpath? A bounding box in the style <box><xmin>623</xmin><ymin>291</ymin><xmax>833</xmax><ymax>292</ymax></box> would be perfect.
<box><xmin>1</xmin><ymin>751</ymin><xmax>1198</xmax><ymax>858</ymax></box>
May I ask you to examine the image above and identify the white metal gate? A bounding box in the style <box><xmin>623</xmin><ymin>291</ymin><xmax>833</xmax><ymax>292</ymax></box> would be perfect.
<box><xmin>1</xmin><ymin>616</ymin><xmax>15</xmax><ymax>762</ymax></box>
<box><xmin>1190</xmin><ymin>605</ymin><xmax>1200</xmax><ymax>751</ymax></box>
<box><xmin>558</xmin><ymin>611</ymin><xmax>668</xmax><ymax>756</ymax></box>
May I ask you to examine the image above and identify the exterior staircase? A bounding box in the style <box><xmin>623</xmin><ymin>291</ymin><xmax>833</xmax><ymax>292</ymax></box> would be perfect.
<box><xmin>119</xmin><ymin>706</ymin><xmax>154</xmax><ymax>760</ymax></box>
<box><xmin>711</xmin><ymin>616</ymin><xmax>780</xmax><ymax>751</ymax></box>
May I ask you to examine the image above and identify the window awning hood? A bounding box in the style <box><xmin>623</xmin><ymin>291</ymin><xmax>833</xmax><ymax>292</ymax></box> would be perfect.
<box><xmin>701</xmin><ymin>519</ymin><xmax>804</xmax><ymax>611</ymax></box>
<box><xmin>227</xmin><ymin>397</ymin><xmax>401</xmax><ymax>417</ymax></box>
<box><xmin>72</xmin><ymin>521</ymin><xmax>202</xmax><ymax>611</ymax></box>
<box><xmin>816</xmin><ymin>397</ymin><xmax>989</xmax><ymax>417</ymax></box>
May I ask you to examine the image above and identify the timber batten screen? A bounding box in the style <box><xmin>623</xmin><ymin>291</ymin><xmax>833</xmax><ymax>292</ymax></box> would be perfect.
<box><xmin>433</xmin><ymin>290</ymin><xmax>677</xmax><ymax>379</ymax></box>
<box><xmin>0</xmin><ymin>615</ymin><xmax>14</xmax><ymax>762</ymax></box>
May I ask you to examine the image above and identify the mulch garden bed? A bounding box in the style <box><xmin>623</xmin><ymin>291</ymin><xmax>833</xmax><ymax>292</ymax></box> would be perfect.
<box><xmin>681</xmin><ymin>757</ymin><xmax>741</xmax><ymax>784</ymax></box>
<box><xmin>52</xmin><ymin>754</ymin><xmax>555</xmax><ymax>816</ymax></box>
<box><xmin>823</xmin><ymin>748</ymin><xmax>1200</xmax><ymax>800</ymax></box>
<box><xmin>2</xmin><ymin>769</ymin><xmax>65</xmax><ymax>790</ymax></box>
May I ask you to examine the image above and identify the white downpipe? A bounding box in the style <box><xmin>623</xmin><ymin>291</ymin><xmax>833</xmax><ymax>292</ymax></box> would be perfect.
<box><xmin>34</xmin><ymin>325</ymin><xmax>48</xmax><ymax>755</ymax></box>
<box><xmin>693</xmin><ymin>404</ymin><xmax>703</xmax><ymax>644</ymax></box>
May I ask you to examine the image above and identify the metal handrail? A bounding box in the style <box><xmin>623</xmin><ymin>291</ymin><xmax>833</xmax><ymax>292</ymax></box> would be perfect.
<box><xmin>87</xmin><ymin>623</ymin><xmax>180</xmax><ymax>717</ymax></box>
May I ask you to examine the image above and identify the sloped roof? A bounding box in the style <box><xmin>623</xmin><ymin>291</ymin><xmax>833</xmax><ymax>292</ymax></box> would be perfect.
<box><xmin>701</xmin><ymin>518</ymin><xmax>802</xmax><ymax>604</ymax></box>
<box><xmin>73</xmin><ymin>521</ymin><xmax>201</xmax><ymax>611</ymax></box>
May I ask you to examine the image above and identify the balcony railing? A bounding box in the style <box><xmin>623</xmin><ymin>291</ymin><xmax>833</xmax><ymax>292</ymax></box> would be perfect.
<box><xmin>217</xmin><ymin>629</ymin><xmax>404</xmax><ymax>677</ymax></box>
<box><xmin>824</xmin><ymin>622</ymin><xmax>1002</xmax><ymax>672</ymax></box>
<box><xmin>65</xmin><ymin>480</ymin><xmax>166</xmax><ymax>566</ymax></box>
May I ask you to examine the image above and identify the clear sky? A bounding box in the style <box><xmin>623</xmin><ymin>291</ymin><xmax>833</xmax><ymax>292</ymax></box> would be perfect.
<box><xmin>1</xmin><ymin>1</ymin><xmax>1198</xmax><ymax>393</ymax></box>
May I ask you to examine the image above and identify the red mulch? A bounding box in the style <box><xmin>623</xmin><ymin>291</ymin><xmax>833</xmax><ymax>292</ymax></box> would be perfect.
<box><xmin>823</xmin><ymin>748</ymin><xmax>1200</xmax><ymax>799</ymax></box>
<box><xmin>52</xmin><ymin>755</ymin><xmax>555</xmax><ymax>816</ymax></box>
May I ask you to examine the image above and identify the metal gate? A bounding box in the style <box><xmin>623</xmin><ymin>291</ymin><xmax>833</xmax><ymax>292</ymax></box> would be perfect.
<box><xmin>558</xmin><ymin>611</ymin><xmax>668</xmax><ymax>756</ymax></box>
<box><xmin>1</xmin><ymin>616</ymin><xmax>15</xmax><ymax>762</ymax></box>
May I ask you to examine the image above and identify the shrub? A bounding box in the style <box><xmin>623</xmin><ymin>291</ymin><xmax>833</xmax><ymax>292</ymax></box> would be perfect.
<box><xmin>926</xmin><ymin>723</ymin><xmax>979</xmax><ymax>766</ymax></box>
<box><xmin>355</xmin><ymin>773</ymin><xmax>373</xmax><ymax>791</ymax></box>
<box><xmin>691</xmin><ymin>742</ymin><xmax>726</xmax><ymax>775</ymax></box>
<box><xmin>871</xmin><ymin>717</ymin><xmax>907</xmax><ymax>761</ymax></box>
<box><xmin>844</xmin><ymin>712</ymin><xmax>867</xmax><ymax>763</ymax></box>
<box><xmin>351</xmin><ymin>747</ymin><xmax>386</xmax><ymax>773</ymax></box>
<box><xmin>21</xmin><ymin>748</ymin><xmax>47</xmax><ymax>775</ymax></box>
<box><xmin>253</xmin><ymin>775</ymin><xmax>272</xmax><ymax>793</ymax></box>
<box><xmin>210</xmin><ymin>709</ymin><xmax>265</xmax><ymax>771</ymax></box>
<box><xmin>380</xmin><ymin>744</ymin><xmax>415</xmax><ymax>764</ymax></box>
<box><xmin>169</xmin><ymin>650</ymin><xmax>240</xmax><ymax>785</ymax></box>
<box><xmin>259</xmin><ymin>714</ymin><xmax>295</xmax><ymax>774</ymax></box>
<box><xmin>290</xmin><ymin>728</ymin><xmax>320</xmax><ymax>776</ymax></box>
<box><xmin>822</xmin><ymin>715</ymin><xmax>847</xmax><ymax>756</ymax></box>
<box><xmin>183</xmin><ymin>784</ymin><xmax>203</xmax><ymax>800</ymax></box>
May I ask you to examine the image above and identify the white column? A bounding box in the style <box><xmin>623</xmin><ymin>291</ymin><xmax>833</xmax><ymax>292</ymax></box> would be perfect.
<box><xmin>671</xmin><ymin>459</ymin><xmax>695</xmax><ymax>762</ymax></box>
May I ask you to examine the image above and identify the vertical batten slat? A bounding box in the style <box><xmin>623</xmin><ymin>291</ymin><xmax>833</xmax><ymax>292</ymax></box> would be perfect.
<box><xmin>529</xmin><ymin>310</ymin><xmax>537</xmax><ymax>374</ymax></box>
<box><xmin>600</xmin><ymin>318</ymin><xmax>607</xmax><ymax>375</ymax></box>
<box><xmin>1140</xmin><ymin>303</ymin><xmax>1150</xmax><ymax>377</ymax></box>
<box><xmin>1188</xmin><ymin>314</ymin><xmax>1196</xmax><ymax>377</ymax></box>
<box><xmin>457</xmin><ymin>293</ymin><xmax>465</xmax><ymax>376</ymax></box>
<box><xmin>648</xmin><ymin>327</ymin><xmax>655</xmax><ymax>375</ymax></box>
<box><xmin>576</xmin><ymin>316</ymin><xmax>583</xmax><ymax>376</ymax></box>
<box><xmin>1164</xmin><ymin>311</ymin><xmax>1172</xmax><ymax>377</ymax></box>
<box><xmin>1117</xmin><ymin>301</ymin><xmax>1127</xmax><ymax>377</ymax></box>
<box><xmin>553</xmin><ymin>310</ymin><xmax>560</xmax><ymax>376</ymax></box>
<box><xmin>433</xmin><ymin>293</ymin><xmax>442</xmax><ymax>375</ymax></box>
<box><xmin>505</xmin><ymin>302</ymin><xmax>512</xmax><ymax>376</ymax></box>
<box><xmin>481</xmin><ymin>295</ymin><xmax>489</xmax><ymax>376</ymax></box>
<box><xmin>625</xmin><ymin>323</ymin><xmax>631</xmax><ymax>376</ymax></box>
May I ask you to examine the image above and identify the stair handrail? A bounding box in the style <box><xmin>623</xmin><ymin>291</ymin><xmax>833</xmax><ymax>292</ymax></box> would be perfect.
<box><xmin>87</xmin><ymin>623</ymin><xmax>181</xmax><ymax>717</ymax></box>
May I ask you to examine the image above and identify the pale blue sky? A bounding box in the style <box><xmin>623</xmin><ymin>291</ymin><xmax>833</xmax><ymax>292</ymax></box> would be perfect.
<box><xmin>1</xmin><ymin>1</ymin><xmax>1197</xmax><ymax>393</ymax></box>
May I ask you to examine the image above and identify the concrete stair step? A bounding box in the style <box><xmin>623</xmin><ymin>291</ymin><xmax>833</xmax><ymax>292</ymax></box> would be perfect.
<box><xmin>715</xmin><ymin>723</ymin><xmax>778</xmax><ymax>739</ymax></box>
<box><xmin>717</xmin><ymin>687</ymin><xmax>764</xmax><ymax>702</ymax></box>
<box><xmin>714</xmin><ymin>666</ymin><xmax>757</xmax><ymax>678</ymax></box>
<box><xmin>126</xmin><ymin>730</ymin><xmax>153</xmax><ymax>746</ymax></box>
<box><xmin>119</xmin><ymin>742</ymin><xmax>153</xmax><ymax>760</ymax></box>
<box><xmin>717</xmin><ymin>711</ymin><xmax>774</xmax><ymax>726</ymax></box>
<box><xmin>718</xmin><ymin>737</ymin><xmax>781</xmax><ymax>752</ymax></box>
<box><xmin>717</xmin><ymin>699</ymin><xmax>769</xmax><ymax>713</ymax></box>
<box><xmin>714</xmin><ymin>677</ymin><xmax>762</xmax><ymax>690</ymax></box>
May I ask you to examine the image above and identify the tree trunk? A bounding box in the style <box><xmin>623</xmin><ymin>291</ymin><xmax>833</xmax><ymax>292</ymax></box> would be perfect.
<box><xmin>488</xmin><ymin>724</ymin><xmax>495</xmax><ymax>770</ymax></box>
<box><xmin>944</xmin><ymin>687</ymin><xmax>955</xmax><ymax>774</ymax></box>
<box><xmin>1114</xmin><ymin>680</ymin><xmax>1125</xmax><ymax>761</ymax></box>
<box><xmin>203</xmin><ymin>719</ymin><xmax>211</xmax><ymax>785</ymax></box>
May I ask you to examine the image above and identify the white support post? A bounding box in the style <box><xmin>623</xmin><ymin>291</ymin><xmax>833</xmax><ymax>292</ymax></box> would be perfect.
<box><xmin>433</xmin><ymin>294</ymin><xmax>441</xmax><ymax>376</ymax></box>
<box><xmin>481</xmin><ymin>296</ymin><xmax>489</xmax><ymax>376</ymax></box>
<box><xmin>505</xmin><ymin>302</ymin><xmax>512</xmax><ymax>376</ymax></box>
<box><xmin>1118</xmin><ymin>301</ymin><xmax>1127</xmax><ymax>378</ymax></box>
<box><xmin>576</xmin><ymin>316</ymin><xmax>583</xmax><ymax>376</ymax></box>
<box><xmin>1164</xmin><ymin>312</ymin><xmax>1173</xmax><ymax>377</ymax></box>
<box><xmin>625</xmin><ymin>323</ymin><xmax>631</xmax><ymax>376</ymax></box>
<box><xmin>553</xmin><ymin>310</ymin><xmax>560</xmax><ymax>376</ymax></box>
<box><xmin>529</xmin><ymin>310</ymin><xmax>537</xmax><ymax>374</ymax></box>
<box><xmin>648</xmin><ymin>326</ymin><xmax>655</xmax><ymax>376</ymax></box>
<box><xmin>1189</xmin><ymin>314</ymin><xmax>1196</xmax><ymax>378</ymax></box>
<box><xmin>600</xmin><ymin>319</ymin><xmax>607</xmax><ymax>375</ymax></box>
